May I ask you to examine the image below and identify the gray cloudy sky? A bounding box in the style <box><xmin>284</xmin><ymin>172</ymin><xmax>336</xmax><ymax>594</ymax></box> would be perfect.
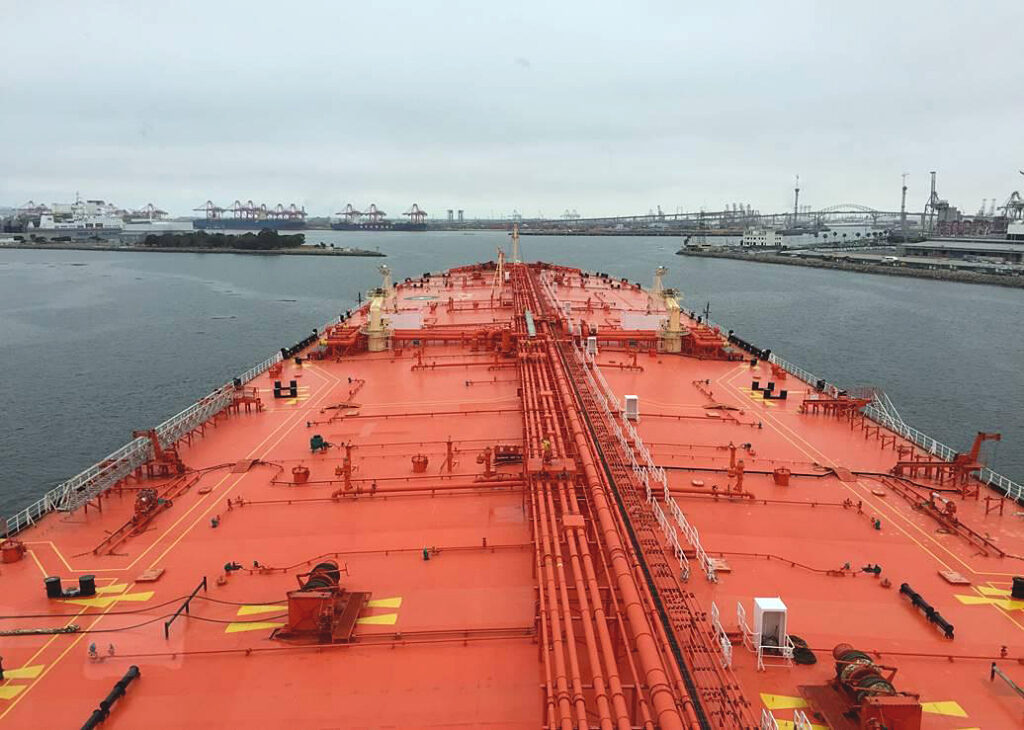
<box><xmin>2</xmin><ymin>1</ymin><xmax>1022</xmax><ymax>218</ymax></box>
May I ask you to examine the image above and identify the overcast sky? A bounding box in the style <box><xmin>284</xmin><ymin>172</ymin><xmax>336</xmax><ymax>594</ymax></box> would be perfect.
<box><xmin>2</xmin><ymin>1</ymin><xmax>1022</xmax><ymax>218</ymax></box>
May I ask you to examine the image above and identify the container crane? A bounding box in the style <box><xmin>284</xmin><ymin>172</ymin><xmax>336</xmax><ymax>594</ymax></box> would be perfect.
<box><xmin>364</xmin><ymin>204</ymin><xmax>386</xmax><ymax>223</ymax></box>
<box><xmin>336</xmin><ymin>204</ymin><xmax>363</xmax><ymax>224</ymax></box>
<box><xmin>403</xmin><ymin>204</ymin><xmax>428</xmax><ymax>224</ymax></box>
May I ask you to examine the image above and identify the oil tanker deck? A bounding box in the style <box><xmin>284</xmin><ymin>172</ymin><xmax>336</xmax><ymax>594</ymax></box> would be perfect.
<box><xmin>1</xmin><ymin>245</ymin><xmax>1023</xmax><ymax>728</ymax></box>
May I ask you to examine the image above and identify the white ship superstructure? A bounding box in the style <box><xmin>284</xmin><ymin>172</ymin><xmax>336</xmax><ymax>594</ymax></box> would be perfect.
<box><xmin>30</xmin><ymin>196</ymin><xmax>125</xmax><ymax>233</ymax></box>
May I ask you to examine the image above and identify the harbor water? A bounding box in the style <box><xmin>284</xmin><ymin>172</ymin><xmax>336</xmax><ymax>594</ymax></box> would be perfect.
<box><xmin>1</xmin><ymin>231</ymin><xmax>1022</xmax><ymax>517</ymax></box>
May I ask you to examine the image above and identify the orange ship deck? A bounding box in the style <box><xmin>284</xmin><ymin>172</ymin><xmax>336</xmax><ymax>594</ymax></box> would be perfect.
<box><xmin>0</xmin><ymin>260</ymin><xmax>1021</xmax><ymax>729</ymax></box>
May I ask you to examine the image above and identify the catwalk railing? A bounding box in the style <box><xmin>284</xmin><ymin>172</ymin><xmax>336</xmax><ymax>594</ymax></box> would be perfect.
<box><xmin>577</xmin><ymin>343</ymin><xmax>716</xmax><ymax>582</ymax></box>
<box><xmin>767</xmin><ymin>352</ymin><xmax>1023</xmax><ymax>502</ymax></box>
<box><xmin>3</xmin><ymin>347</ymin><xmax>288</xmax><ymax>537</ymax></box>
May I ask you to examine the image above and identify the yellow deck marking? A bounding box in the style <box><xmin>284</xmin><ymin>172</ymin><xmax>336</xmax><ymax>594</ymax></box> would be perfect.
<box><xmin>921</xmin><ymin>701</ymin><xmax>967</xmax><ymax>717</ymax></box>
<box><xmin>977</xmin><ymin>586</ymin><xmax>1011</xmax><ymax>597</ymax></box>
<box><xmin>236</xmin><ymin>604</ymin><xmax>287</xmax><ymax>616</ymax></box>
<box><xmin>95</xmin><ymin>583</ymin><xmax>130</xmax><ymax>595</ymax></box>
<box><xmin>142</xmin><ymin>367</ymin><xmax>338</xmax><ymax>573</ymax></box>
<box><xmin>724</xmin><ymin>366</ymin><xmax>1024</xmax><ymax>581</ymax></box>
<box><xmin>366</xmin><ymin>596</ymin><xmax>403</xmax><ymax>609</ymax></box>
<box><xmin>0</xmin><ymin>687</ymin><xmax>26</xmax><ymax>701</ymax></box>
<box><xmin>0</xmin><ymin>581</ymin><xmax>140</xmax><ymax>721</ymax></box>
<box><xmin>224</xmin><ymin>621</ymin><xmax>285</xmax><ymax>634</ymax></box>
<box><xmin>721</xmin><ymin>367</ymin><xmax>996</xmax><ymax>576</ymax></box>
<box><xmin>741</xmin><ymin>390</ymin><xmax>775</xmax><ymax>407</ymax></box>
<box><xmin>759</xmin><ymin>693</ymin><xmax>808</xmax><ymax>711</ymax></box>
<box><xmin>955</xmin><ymin>594</ymin><xmax>1024</xmax><ymax>611</ymax></box>
<box><xmin>25</xmin><ymin>549</ymin><xmax>48</xmax><ymax>577</ymax></box>
<box><xmin>356</xmin><ymin>612</ymin><xmax>399</xmax><ymax>626</ymax></box>
<box><xmin>62</xmin><ymin>590</ymin><xmax>154</xmax><ymax>609</ymax></box>
<box><xmin>0</xmin><ymin>369</ymin><xmax>341</xmax><ymax>721</ymax></box>
<box><xmin>0</xmin><ymin>665</ymin><xmax>44</xmax><ymax>680</ymax></box>
<box><xmin>721</xmin><ymin>367</ymin><xmax>1024</xmax><ymax>639</ymax></box>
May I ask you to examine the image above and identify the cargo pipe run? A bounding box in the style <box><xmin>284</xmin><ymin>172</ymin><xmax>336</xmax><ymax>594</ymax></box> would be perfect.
<box><xmin>546</xmin><ymin>339</ymin><xmax>701</xmax><ymax>730</ymax></box>
<box><xmin>516</xmin><ymin>279</ymin><xmax>600</xmax><ymax>729</ymax></box>
<box><xmin>528</xmin><ymin>320</ymin><xmax>656</xmax><ymax>730</ymax></box>
<box><xmin>517</xmin><ymin>324</ymin><xmax>627</xmax><ymax>728</ymax></box>
<box><xmin>534</xmin><ymin>267</ymin><xmax>715</xmax><ymax>729</ymax></box>
<box><xmin>512</xmin><ymin>266</ymin><xmax>692</xmax><ymax>730</ymax></box>
<box><xmin>516</xmin><ymin>270</ymin><xmax>633</xmax><ymax>729</ymax></box>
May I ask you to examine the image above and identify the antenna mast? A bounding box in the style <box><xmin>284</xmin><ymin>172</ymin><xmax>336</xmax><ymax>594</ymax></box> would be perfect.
<box><xmin>793</xmin><ymin>175</ymin><xmax>800</xmax><ymax>227</ymax></box>
<box><xmin>900</xmin><ymin>173</ymin><xmax>908</xmax><ymax>241</ymax></box>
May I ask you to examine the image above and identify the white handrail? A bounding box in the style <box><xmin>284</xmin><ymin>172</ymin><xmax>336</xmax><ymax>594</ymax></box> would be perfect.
<box><xmin>4</xmin><ymin>344</ymin><xmax>287</xmax><ymax>536</ymax></box>
<box><xmin>769</xmin><ymin>352</ymin><xmax>1023</xmax><ymax>502</ymax></box>
<box><xmin>760</xmin><ymin>708</ymin><xmax>780</xmax><ymax>730</ymax></box>
<box><xmin>574</xmin><ymin>339</ymin><xmax>714</xmax><ymax>582</ymax></box>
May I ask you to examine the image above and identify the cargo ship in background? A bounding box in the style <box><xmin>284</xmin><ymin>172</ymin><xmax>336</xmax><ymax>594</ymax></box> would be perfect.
<box><xmin>330</xmin><ymin>203</ymin><xmax>428</xmax><ymax>231</ymax></box>
<box><xmin>1</xmin><ymin>226</ymin><xmax>1022</xmax><ymax>728</ymax></box>
<box><xmin>192</xmin><ymin>200</ymin><xmax>307</xmax><ymax>230</ymax></box>
<box><xmin>7</xmin><ymin>197</ymin><xmax>191</xmax><ymax>238</ymax></box>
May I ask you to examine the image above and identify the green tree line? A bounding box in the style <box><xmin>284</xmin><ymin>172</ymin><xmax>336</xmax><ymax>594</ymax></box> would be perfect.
<box><xmin>141</xmin><ymin>229</ymin><xmax>305</xmax><ymax>250</ymax></box>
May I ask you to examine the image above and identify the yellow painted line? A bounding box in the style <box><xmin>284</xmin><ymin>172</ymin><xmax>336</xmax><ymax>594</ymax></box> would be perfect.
<box><xmin>24</xmin><ymin>549</ymin><xmax>49</xmax><ymax>577</ymax></box>
<box><xmin>0</xmin><ymin>581</ymin><xmax>139</xmax><ymax>721</ymax></box>
<box><xmin>921</xmin><ymin>700</ymin><xmax>967</xmax><ymax>717</ymax></box>
<box><xmin>356</xmin><ymin>612</ymin><xmax>399</xmax><ymax>626</ymax></box>
<box><xmin>0</xmin><ymin>687</ymin><xmax>26</xmax><ymax>701</ymax></box>
<box><xmin>719</xmin><ymin>367</ymin><xmax>963</xmax><ymax>576</ymax></box>
<box><xmin>236</xmin><ymin>604</ymin><xmax>287</xmax><ymax>616</ymax></box>
<box><xmin>719</xmin><ymin>367</ymin><xmax>1024</xmax><ymax>638</ymax></box>
<box><xmin>366</xmin><ymin>596</ymin><xmax>403</xmax><ymax>609</ymax></box>
<box><xmin>955</xmin><ymin>594</ymin><xmax>1024</xmax><ymax>611</ymax></box>
<box><xmin>0</xmin><ymin>666</ymin><xmax>43</xmax><ymax>681</ymax></box>
<box><xmin>141</xmin><ymin>370</ymin><xmax>339</xmax><ymax>573</ymax></box>
<box><xmin>726</xmin><ymin>365</ymin><xmax>1024</xmax><ymax>581</ymax></box>
<box><xmin>62</xmin><ymin>590</ymin><xmax>154</xmax><ymax>609</ymax></box>
<box><xmin>224</xmin><ymin>621</ymin><xmax>285</xmax><ymax>634</ymax></box>
<box><xmin>977</xmin><ymin>586</ymin><xmax>1011</xmax><ymax>597</ymax></box>
<box><xmin>0</xmin><ymin>366</ymin><xmax>339</xmax><ymax>721</ymax></box>
<box><xmin>111</xmin><ymin>365</ymin><xmax>337</xmax><ymax>574</ymax></box>
<box><xmin>741</xmin><ymin>390</ymin><xmax>776</xmax><ymax>407</ymax></box>
<box><xmin>0</xmin><ymin>369</ymin><xmax>340</xmax><ymax>719</ymax></box>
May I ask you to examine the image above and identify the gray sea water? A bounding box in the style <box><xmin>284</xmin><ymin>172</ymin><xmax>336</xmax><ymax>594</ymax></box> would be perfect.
<box><xmin>1</xmin><ymin>230</ymin><xmax>1022</xmax><ymax>518</ymax></box>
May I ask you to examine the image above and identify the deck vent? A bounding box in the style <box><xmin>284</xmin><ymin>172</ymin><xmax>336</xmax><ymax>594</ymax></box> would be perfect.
<box><xmin>753</xmin><ymin>596</ymin><xmax>787</xmax><ymax>651</ymax></box>
<box><xmin>624</xmin><ymin>395</ymin><xmax>639</xmax><ymax>422</ymax></box>
<box><xmin>586</xmin><ymin>335</ymin><xmax>598</xmax><ymax>356</ymax></box>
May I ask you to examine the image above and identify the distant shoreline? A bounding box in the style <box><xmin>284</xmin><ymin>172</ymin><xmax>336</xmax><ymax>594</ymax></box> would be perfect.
<box><xmin>678</xmin><ymin>248</ymin><xmax>1024</xmax><ymax>289</ymax></box>
<box><xmin>0</xmin><ymin>242</ymin><xmax>386</xmax><ymax>257</ymax></box>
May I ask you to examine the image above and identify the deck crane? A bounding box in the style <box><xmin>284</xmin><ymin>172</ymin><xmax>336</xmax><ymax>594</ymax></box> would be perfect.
<box><xmin>892</xmin><ymin>431</ymin><xmax>1001</xmax><ymax>488</ymax></box>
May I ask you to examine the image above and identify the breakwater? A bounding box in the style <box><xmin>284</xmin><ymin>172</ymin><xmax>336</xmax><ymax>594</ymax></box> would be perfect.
<box><xmin>0</xmin><ymin>242</ymin><xmax>385</xmax><ymax>257</ymax></box>
<box><xmin>678</xmin><ymin>248</ymin><xmax>1024</xmax><ymax>289</ymax></box>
